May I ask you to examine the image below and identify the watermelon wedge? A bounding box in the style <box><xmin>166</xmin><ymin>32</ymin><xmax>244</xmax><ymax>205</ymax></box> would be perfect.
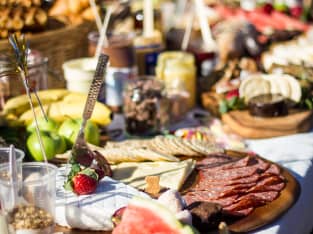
<box><xmin>112</xmin><ymin>197</ymin><xmax>198</xmax><ymax>234</ymax></box>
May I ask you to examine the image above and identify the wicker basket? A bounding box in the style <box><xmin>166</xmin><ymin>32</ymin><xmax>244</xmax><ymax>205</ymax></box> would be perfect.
<box><xmin>0</xmin><ymin>21</ymin><xmax>95</xmax><ymax>94</ymax></box>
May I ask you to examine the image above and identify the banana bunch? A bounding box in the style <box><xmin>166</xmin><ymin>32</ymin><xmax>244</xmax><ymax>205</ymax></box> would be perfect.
<box><xmin>3</xmin><ymin>89</ymin><xmax>112</xmax><ymax>126</ymax></box>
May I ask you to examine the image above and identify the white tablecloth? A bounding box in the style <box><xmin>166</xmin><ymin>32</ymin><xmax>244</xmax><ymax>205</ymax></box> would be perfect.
<box><xmin>247</xmin><ymin>132</ymin><xmax>313</xmax><ymax>234</ymax></box>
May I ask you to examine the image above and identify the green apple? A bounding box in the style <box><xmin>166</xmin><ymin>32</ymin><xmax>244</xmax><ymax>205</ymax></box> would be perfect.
<box><xmin>27</xmin><ymin>117</ymin><xmax>59</xmax><ymax>133</ymax></box>
<box><xmin>273</xmin><ymin>3</ymin><xmax>288</xmax><ymax>12</ymax></box>
<box><xmin>27</xmin><ymin>131</ymin><xmax>67</xmax><ymax>161</ymax></box>
<box><xmin>58</xmin><ymin>118</ymin><xmax>100</xmax><ymax>147</ymax></box>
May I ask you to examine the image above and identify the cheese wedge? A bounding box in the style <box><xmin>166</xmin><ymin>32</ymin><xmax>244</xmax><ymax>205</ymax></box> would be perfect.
<box><xmin>112</xmin><ymin>159</ymin><xmax>196</xmax><ymax>190</ymax></box>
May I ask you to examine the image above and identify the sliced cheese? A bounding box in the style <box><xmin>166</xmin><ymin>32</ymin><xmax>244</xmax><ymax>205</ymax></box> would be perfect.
<box><xmin>112</xmin><ymin>159</ymin><xmax>196</xmax><ymax>191</ymax></box>
<box><xmin>281</xmin><ymin>74</ymin><xmax>302</xmax><ymax>102</ymax></box>
<box><xmin>239</xmin><ymin>74</ymin><xmax>301</xmax><ymax>103</ymax></box>
<box><xmin>239</xmin><ymin>75</ymin><xmax>271</xmax><ymax>102</ymax></box>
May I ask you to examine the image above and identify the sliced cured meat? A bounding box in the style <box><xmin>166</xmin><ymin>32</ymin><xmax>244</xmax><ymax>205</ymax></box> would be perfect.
<box><xmin>236</xmin><ymin>191</ymin><xmax>279</xmax><ymax>203</ymax></box>
<box><xmin>184</xmin><ymin>193</ymin><xmax>239</xmax><ymax>207</ymax></box>
<box><xmin>247</xmin><ymin>175</ymin><xmax>284</xmax><ymax>193</ymax></box>
<box><xmin>199</xmin><ymin>162</ymin><xmax>269</xmax><ymax>181</ymax></box>
<box><xmin>247</xmin><ymin>11</ymin><xmax>286</xmax><ymax>31</ymax></box>
<box><xmin>200</xmin><ymin>173</ymin><xmax>266</xmax><ymax>186</ymax></box>
<box><xmin>223</xmin><ymin>207</ymin><xmax>255</xmax><ymax>217</ymax></box>
<box><xmin>264</xmin><ymin>164</ymin><xmax>281</xmax><ymax>175</ymax></box>
<box><xmin>196</xmin><ymin>154</ymin><xmax>235</xmax><ymax>169</ymax></box>
<box><xmin>194</xmin><ymin>181</ymin><xmax>256</xmax><ymax>192</ymax></box>
<box><xmin>223</xmin><ymin>196</ymin><xmax>266</xmax><ymax>212</ymax></box>
<box><xmin>199</xmin><ymin>156</ymin><xmax>254</xmax><ymax>172</ymax></box>
<box><xmin>248</xmin><ymin>181</ymin><xmax>285</xmax><ymax>193</ymax></box>
<box><xmin>271</xmin><ymin>12</ymin><xmax>309</xmax><ymax>31</ymax></box>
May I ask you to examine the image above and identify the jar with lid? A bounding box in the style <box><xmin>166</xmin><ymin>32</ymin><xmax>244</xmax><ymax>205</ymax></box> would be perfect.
<box><xmin>123</xmin><ymin>76</ymin><xmax>169</xmax><ymax>136</ymax></box>
<box><xmin>88</xmin><ymin>31</ymin><xmax>137</xmax><ymax>113</ymax></box>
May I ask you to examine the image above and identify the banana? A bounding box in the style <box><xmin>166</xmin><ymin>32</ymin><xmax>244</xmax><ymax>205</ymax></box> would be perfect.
<box><xmin>3</xmin><ymin>89</ymin><xmax>69</xmax><ymax>116</ymax></box>
<box><xmin>4</xmin><ymin>89</ymin><xmax>112</xmax><ymax>126</ymax></box>
<box><xmin>19</xmin><ymin>100</ymin><xmax>111</xmax><ymax>126</ymax></box>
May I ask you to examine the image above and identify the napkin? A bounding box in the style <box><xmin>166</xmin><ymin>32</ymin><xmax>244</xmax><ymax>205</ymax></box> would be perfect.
<box><xmin>55</xmin><ymin>167</ymin><xmax>149</xmax><ymax>231</ymax></box>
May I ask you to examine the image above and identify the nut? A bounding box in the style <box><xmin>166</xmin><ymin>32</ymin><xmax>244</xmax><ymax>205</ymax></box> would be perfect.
<box><xmin>8</xmin><ymin>205</ymin><xmax>53</xmax><ymax>230</ymax></box>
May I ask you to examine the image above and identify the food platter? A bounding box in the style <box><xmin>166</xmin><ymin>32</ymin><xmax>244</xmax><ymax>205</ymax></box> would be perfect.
<box><xmin>221</xmin><ymin>109</ymin><xmax>313</xmax><ymax>139</ymax></box>
<box><xmin>221</xmin><ymin>151</ymin><xmax>300</xmax><ymax>233</ymax></box>
<box><xmin>55</xmin><ymin>150</ymin><xmax>300</xmax><ymax>234</ymax></box>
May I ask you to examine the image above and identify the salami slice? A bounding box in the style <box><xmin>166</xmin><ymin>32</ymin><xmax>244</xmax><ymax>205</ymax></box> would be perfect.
<box><xmin>223</xmin><ymin>207</ymin><xmax>255</xmax><ymax>216</ymax></box>
<box><xmin>236</xmin><ymin>191</ymin><xmax>279</xmax><ymax>203</ymax></box>
<box><xmin>200</xmin><ymin>166</ymin><xmax>260</xmax><ymax>181</ymax></box>
<box><xmin>264</xmin><ymin>164</ymin><xmax>281</xmax><ymax>175</ymax></box>
<box><xmin>247</xmin><ymin>175</ymin><xmax>284</xmax><ymax>193</ymax></box>
<box><xmin>184</xmin><ymin>193</ymin><xmax>239</xmax><ymax>207</ymax></box>
<box><xmin>223</xmin><ymin>196</ymin><xmax>266</xmax><ymax>212</ymax></box>
<box><xmin>194</xmin><ymin>181</ymin><xmax>256</xmax><ymax>192</ymax></box>
<box><xmin>199</xmin><ymin>156</ymin><xmax>254</xmax><ymax>172</ymax></box>
<box><xmin>196</xmin><ymin>154</ymin><xmax>235</xmax><ymax>169</ymax></box>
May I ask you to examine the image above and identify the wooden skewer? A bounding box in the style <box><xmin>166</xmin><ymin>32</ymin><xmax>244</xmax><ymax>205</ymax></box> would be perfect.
<box><xmin>181</xmin><ymin>10</ymin><xmax>195</xmax><ymax>51</ymax></box>
<box><xmin>95</xmin><ymin>3</ymin><xmax>115</xmax><ymax>60</ymax></box>
<box><xmin>89</xmin><ymin>0</ymin><xmax>102</xmax><ymax>32</ymax></box>
<box><xmin>143</xmin><ymin>0</ymin><xmax>154</xmax><ymax>37</ymax></box>
<box><xmin>194</xmin><ymin>0</ymin><xmax>216</xmax><ymax>52</ymax></box>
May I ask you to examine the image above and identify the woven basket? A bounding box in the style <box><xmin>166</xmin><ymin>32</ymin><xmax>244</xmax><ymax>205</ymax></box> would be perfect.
<box><xmin>0</xmin><ymin>21</ymin><xmax>95</xmax><ymax>94</ymax></box>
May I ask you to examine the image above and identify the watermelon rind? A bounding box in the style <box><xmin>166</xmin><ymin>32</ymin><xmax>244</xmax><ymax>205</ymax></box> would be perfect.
<box><xmin>130</xmin><ymin>196</ymin><xmax>184</xmax><ymax>230</ymax></box>
<box><xmin>180</xmin><ymin>225</ymin><xmax>199</xmax><ymax>234</ymax></box>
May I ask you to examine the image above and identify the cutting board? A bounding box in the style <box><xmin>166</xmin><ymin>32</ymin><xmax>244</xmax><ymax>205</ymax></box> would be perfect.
<box><xmin>222</xmin><ymin>110</ymin><xmax>313</xmax><ymax>139</ymax></box>
<box><xmin>55</xmin><ymin>151</ymin><xmax>300</xmax><ymax>234</ymax></box>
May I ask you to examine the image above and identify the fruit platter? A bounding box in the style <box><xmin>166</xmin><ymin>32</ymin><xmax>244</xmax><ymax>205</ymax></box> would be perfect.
<box><xmin>1</xmin><ymin>0</ymin><xmax>313</xmax><ymax>234</ymax></box>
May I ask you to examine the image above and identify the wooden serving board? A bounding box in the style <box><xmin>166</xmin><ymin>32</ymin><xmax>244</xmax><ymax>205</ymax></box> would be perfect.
<box><xmin>55</xmin><ymin>152</ymin><xmax>300</xmax><ymax>234</ymax></box>
<box><xmin>222</xmin><ymin>109</ymin><xmax>313</xmax><ymax>139</ymax></box>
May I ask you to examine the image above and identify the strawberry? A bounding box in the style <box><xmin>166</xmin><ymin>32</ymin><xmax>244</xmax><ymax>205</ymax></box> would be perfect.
<box><xmin>262</xmin><ymin>3</ymin><xmax>273</xmax><ymax>14</ymax></box>
<box><xmin>225</xmin><ymin>89</ymin><xmax>239</xmax><ymax>100</ymax></box>
<box><xmin>290</xmin><ymin>6</ymin><xmax>303</xmax><ymax>18</ymax></box>
<box><xmin>72</xmin><ymin>174</ymin><xmax>98</xmax><ymax>195</ymax></box>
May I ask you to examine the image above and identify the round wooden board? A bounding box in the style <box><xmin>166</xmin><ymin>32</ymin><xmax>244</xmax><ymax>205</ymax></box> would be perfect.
<box><xmin>54</xmin><ymin>151</ymin><xmax>300</xmax><ymax>234</ymax></box>
<box><xmin>227</xmin><ymin>155</ymin><xmax>300</xmax><ymax>232</ymax></box>
<box><xmin>222</xmin><ymin>109</ymin><xmax>313</xmax><ymax>139</ymax></box>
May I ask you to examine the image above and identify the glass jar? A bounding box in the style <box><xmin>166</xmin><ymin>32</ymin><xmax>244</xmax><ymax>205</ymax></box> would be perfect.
<box><xmin>123</xmin><ymin>76</ymin><xmax>169</xmax><ymax>136</ymax></box>
<box><xmin>0</xmin><ymin>50</ymin><xmax>48</xmax><ymax>98</ymax></box>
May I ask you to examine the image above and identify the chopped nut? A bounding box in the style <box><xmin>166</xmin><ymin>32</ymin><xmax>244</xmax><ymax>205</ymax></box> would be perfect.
<box><xmin>8</xmin><ymin>205</ymin><xmax>54</xmax><ymax>230</ymax></box>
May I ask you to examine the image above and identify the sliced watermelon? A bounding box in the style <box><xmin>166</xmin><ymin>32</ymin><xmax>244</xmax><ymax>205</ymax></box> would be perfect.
<box><xmin>112</xmin><ymin>197</ymin><xmax>197</xmax><ymax>234</ymax></box>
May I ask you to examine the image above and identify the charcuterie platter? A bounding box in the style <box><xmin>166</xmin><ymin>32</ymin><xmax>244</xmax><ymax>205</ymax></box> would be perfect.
<box><xmin>54</xmin><ymin>148</ymin><xmax>300</xmax><ymax>234</ymax></box>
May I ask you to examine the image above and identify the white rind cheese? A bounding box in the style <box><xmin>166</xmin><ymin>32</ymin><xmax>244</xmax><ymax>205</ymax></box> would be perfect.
<box><xmin>112</xmin><ymin>159</ymin><xmax>195</xmax><ymax>190</ymax></box>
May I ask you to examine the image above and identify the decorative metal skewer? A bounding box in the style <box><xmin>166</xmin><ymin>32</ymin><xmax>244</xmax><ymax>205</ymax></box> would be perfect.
<box><xmin>8</xmin><ymin>34</ymin><xmax>49</xmax><ymax>163</ymax></box>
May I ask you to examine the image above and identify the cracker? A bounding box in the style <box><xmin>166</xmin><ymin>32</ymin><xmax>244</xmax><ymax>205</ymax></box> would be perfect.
<box><xmin>145</xmin><ymin>176</ymin><xmax>161</xmax><ymax>195</ymax></box>
<box><xmin>172</xmin><ymin>137</ymin><xmax>199</xmax><ymax>156</ymax></box>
